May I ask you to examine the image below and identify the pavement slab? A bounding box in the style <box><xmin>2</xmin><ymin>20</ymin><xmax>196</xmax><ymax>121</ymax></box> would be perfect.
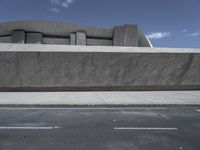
<box><xmin>0</xmin><ymin>91</ymin><xmax>200</xmax><ymax>105</ymax></box>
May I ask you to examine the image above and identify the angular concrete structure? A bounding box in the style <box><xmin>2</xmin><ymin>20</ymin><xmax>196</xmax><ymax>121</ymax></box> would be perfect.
<box><xmin>26</xmin><ymin>32</ymin><xmax>42</xmax><ymax>44</ymax></box>
<box><xmin>76</xmin><ymin>32</ymin><xmax>86</xmax><ymax>45</ymax></box>
<box><xmin>70</xmin><ymin>33</ymin><xmax>76</xmax><ymax>45</ymax></box>
<box><xmin>43</xmin><ymin>37</ymin><xmax>70</xmax><ymax>45</ymax></box>
<box><xmin>113</xmin><ymin>25</ymin><xmax>138</xmax><ymax>46</ymax></box>
<box><xmin>11</xmin><ymin>30</ymin><xmax>25</xmax><ymax>43</ymax></box>
<box><xmin>0</xmin><ymin>20</ymin><xmax>152</xmax><ymax>47</ymax></box>
<box><xmin>87</xmin><ymin>38</ymin><xmax>112</xmax><ymax>46</ymax></box>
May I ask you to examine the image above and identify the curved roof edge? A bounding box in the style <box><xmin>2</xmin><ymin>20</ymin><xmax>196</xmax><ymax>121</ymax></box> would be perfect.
<box><xmin>138</xmin><ymin>29</ymin><xmax>153</xmax><ymax>47</ymax></box>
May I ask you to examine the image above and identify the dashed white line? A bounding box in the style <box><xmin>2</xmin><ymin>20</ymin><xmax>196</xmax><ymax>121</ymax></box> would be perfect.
<box><xmin>0</xmin><ymin>126</ymin><xmax>60</xmax><ymax>130</ymax></box>
<box><xmin>196</xmin><ymin>109</ymin><xmax>200</xmax><ymax>112</ymax></box>
<box><xmin>114</xmin><ymin>127</ymin><xmax>178</xmax><ymax>130</ymax></box>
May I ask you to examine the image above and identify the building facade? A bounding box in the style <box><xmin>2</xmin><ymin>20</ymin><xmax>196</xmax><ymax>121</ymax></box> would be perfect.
<box><xmin>0</xmin><ymin>20</ymin><xmax>152</xmax><ymax>47</ymax></box>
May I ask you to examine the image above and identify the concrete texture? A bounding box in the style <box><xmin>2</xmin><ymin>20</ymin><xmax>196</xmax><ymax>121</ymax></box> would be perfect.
<box><xmin>70</xmin><ymin>33</ymin><xmax>76</xmax><ymax>45</ymax></box>
<box><xmin>113</xmin><ymin>26</ymin><xmax>125</xmax><ymax>46</ymax></box>
<box><xmin>0</xmin><ymin>44</ymin><xmax>200</xmax><ymax>91</ymax></box>
<box><xmin>0</xmin><ymin>44</ymin><xmax>199</xmax><ymax>91</ymax></box>
<box><xmin>0</xmin><ymin>106</ymin><xmax>200</xmax><ymax>150</ymax></box>
<box><xmin>0</xmin><ymin>36</ymin><xmax>11</xmax><ymax>43</ymax></box>
<box><xmin>0</xmin><ymin>91</ymin><xmax>200</xmax><ymax>105</ymax></box>
<box><xmin>26</xmin><ymin>33</ymin><xmax>42</xmax><ymax>44</ymax></box>
<box><xmin>11</xmin><ymin>30</ymin><xmax>25</xmax><ymax>43</ymax></box>
<box><xmin>87</xmin><ymin>38</ymin><xmax>113</xmax><ymax>46</ymax></box>
<box><xmin>0</xmin><ymin>20</ymin><xmax>152</xmax><ymax>47</ymax></box>
<box><xmin>113</xmin><ymin>25</ymin><xmax>138</xmax><ymax>47</ymax></box>
<box><xmin>76</xmin><ymin>32</ymin><xmax>86</xmax><ymax>45</ymax></box>
<box><xmin>124</xmin><ymin>25</ymin><xmax>138</xmax><ymax>46</ymax></box>
<box><xmin>43</xmin><ymin>37</ymin><xmax>70</xmax><ymax>45</ymax></box>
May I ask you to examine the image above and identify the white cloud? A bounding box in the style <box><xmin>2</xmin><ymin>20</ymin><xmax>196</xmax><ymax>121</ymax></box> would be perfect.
<box><xmin>182</xmin><ymin>29</ymin><xmax>188</xmax><ymax>33</ymax></box>
<box><xmin>147</xmin><ymin>32</ymin><xmax>171</xmax><ymax>40</ymax></box>
<box><xmin>186</xmin><ymin>32</ymin><xmax>200</xmax><ymax>37</ymax></box>
<box><xmin>49</xmin><ymin>7</ymin><xmax>60</xmax><ymax>13</ymax></box>
<box><xmin>67</xmin><ymin>0</ymin><xmax>74</xmax><ymax>3</ymax></box>
<box><xmin>62</xmin><ymin>2</ymin><xmax>69</xmax><ymax>8</ymax></box>
<box><xmin>50</xmin><ymin>0</ymin><xmax>74</xmax><ymax>12</ymax></box>
<box><xmin>50</xmin><ymin>0</ymin><xmax>60</xmax><ymax>5</ymax></box>
<box><xmin>48</xmin><ymin>0</ymin><xmax>74</xmax><ymax>15</ymax></box>
<box><xmin>62</xmin><ymin>0</ymin><xmax>74</xmax><ymax>8</ymax></box>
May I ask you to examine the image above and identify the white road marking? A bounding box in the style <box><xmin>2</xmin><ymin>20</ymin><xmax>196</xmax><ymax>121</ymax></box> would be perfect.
<box><xmin>0</xmin><ymin>126</ymin><xmax>60</xmax><ymax>130</ymax></box>
<box><xmin>114</xmin><ymin>127</ymin><xmax>178</xmax><ymax>130</ymax></box>
<box><xmin>196</xmin><ymin>109</ymin><xmax>200</xmax><ymax>112</ymax></box>
<box><xmin>0</xmin><ymin>107</ymin><xmax>168</xmax><ymax>110</ymax></box>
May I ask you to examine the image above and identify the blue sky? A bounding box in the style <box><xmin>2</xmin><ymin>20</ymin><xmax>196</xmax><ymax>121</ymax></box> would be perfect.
<box><xmin>0</xmin><ymin>0</ymin><xmax>200</xmax><ymax>48</ymax></box>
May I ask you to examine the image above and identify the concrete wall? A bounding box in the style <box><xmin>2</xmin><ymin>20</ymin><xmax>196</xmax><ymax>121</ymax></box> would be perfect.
<box><xmin>26</xmin><ymin>32</ymin><xmax>42</xmax><ymax>44</ymax></box>
<box><xmin>113</xmin><ymin>25</ymin><xmax>138</xmax><ymax>47</ymax></box>
<box><xmin>0</xmin><ymin>44</ymin><xmax>199</xmax><ymax>91</ymax></box>
<box><xmin>0</xmin><ymin>36</ymin><xmax>11</xmax><ymax>43</ymax></box>
<box><xmin>87</xmin><ymin>38</ymin><xmax>113</xmax><ymax>46</ymax></box>
<box><xmin>11</xmin><ymin>30</ymin><xmax>25</xmax><ymax>43</ymax></box>
<box><xmin>43</xmin><ymin>37</ymin><xmax>70</xmax><ymax>45</ymax></box>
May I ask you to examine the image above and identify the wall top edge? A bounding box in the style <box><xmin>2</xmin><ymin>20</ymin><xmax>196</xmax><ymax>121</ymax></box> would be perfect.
<box><xmin>0</xmin><ymin>43</ymin><xmax>199</xmax><ymax>53</ymax></box>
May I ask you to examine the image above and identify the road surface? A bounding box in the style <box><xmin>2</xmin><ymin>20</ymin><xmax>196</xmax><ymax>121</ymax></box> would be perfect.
<box><xmin>0</xmin><ymin>106</ymin><xmax>200</xmax><ymax>150</ymax></box>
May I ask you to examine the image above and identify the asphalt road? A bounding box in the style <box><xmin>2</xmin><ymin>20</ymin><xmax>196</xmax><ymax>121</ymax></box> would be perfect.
<box><xmin>0</xmin><ymin>106</ymin><xmax>200</xmax><ymax>150</ymax></box>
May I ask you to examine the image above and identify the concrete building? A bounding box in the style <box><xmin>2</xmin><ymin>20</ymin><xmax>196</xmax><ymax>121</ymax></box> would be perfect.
<box><xmin>0</xmin><ymin>20</ymin><xmax>199</xmax><ymax>91</ymax></box>
<box><xmin>1</xmin><ymin>21</ymin><xmax>200</xmax><ymax>150</ymax></box>
<box><xmin>0</xmin><ymin>20</ymin><xmax>152</xmax><ymax>47</ymax></box>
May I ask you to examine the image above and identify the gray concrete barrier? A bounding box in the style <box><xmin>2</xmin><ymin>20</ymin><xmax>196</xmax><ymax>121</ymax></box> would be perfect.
<box><xmin>0</xmin><ymin>44</ymin><xmax>199</xmax><ymax>91</ymax></box>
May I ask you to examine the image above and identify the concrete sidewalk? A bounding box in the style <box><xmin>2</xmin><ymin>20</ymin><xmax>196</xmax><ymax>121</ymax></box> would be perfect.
<box><xmin>0</xmin><ymin>91</ymin><xmax>199</xmax><ymax>105</ymax></box>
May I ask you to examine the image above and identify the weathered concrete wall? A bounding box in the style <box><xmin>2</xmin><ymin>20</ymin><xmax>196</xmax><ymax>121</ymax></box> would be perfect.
<box><xmin>113</xmin><ymin>25</ymin><xmax>138</xmax><ymax>47</ymax></box>
<box><xmin>87</xmin><ymin>38</ymin><xmax>112</xmax><ymax>46</ymax></box>
<box><xmin>0</xmin><ymin>36</ymin><xmax>11</xmax><ymax>43</ymax></box>
<box><xmin>26</xmin><ymin>32</ymin><xmax>42</xmax><ymax>44</ymax></box>
<box><xmin>11</xmin><ymin>30</ymin><xmax>25</xmax><ymax>43</ymax></box>
<box><xmin>43</xmin><ymin>37</ymin><xmax>70</xmax><ymax>45</ymax></box>
<box><xmin>0</xmin><ymin>44</ymin><xmax>199</xmax><ymax>91</ymax></box>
